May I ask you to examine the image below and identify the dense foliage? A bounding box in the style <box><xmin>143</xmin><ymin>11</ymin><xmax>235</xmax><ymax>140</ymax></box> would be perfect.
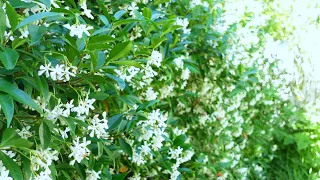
<box><xmin>0</xmin><ymin>0</ymin><xmax>319</xmax><ymax>179</ymax></box>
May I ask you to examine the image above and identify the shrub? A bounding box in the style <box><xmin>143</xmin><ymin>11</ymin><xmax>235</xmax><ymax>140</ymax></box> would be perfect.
<box><xmin>0</xmin><ymin>0</ymin><xmax>318</xmax><ymax>180</ymax></box>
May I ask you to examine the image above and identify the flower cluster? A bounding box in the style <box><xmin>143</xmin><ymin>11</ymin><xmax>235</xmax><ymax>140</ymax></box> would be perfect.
<box><xmin>38</xmin><ymin>63</ymin><xmax>77</xmax><ymax>82</ymax></box>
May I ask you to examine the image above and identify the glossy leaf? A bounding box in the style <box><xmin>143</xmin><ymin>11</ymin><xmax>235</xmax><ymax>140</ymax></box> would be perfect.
<box><xmin>0</xmin><ymin>46</ymin><xmax>19</xmax><ymax>70</ymax></box>
<box><xmin>107</xmin><ymin>41</ymin><xmax>132</xmax><ymax>61</ymax></box>
<box><xmin>39</xmin><ymin>121</ymin><xmax>51</xmax><ymax>149</ymax></box>
<box><xmin>16</xmin><ymin>12</ymin><xmax>59</xmax><ymax>29</ymax></box>
<box><xmin>5</xmin><ymin>2</ymin><xmax>18</xmax><ymax>31</ymax></box>
<box><xmin>0</xmin><ymin>79</ymin><xmax>41</xmax><ymax>113</ymax></box>
<box><xmin>105</xmin><ymin>73</ymin><xmax>126</xmax><ymax>90</ymax></box>
<box><xmin>28</xmin><ymin>25</ymin><xmax>47</xmax><ymax>45</ymax></box>
<box><xmin>0</xmin><ymin>128</ymin><xmax>33</xmax><ymax>148</ymax></box>
<box><xmin>0</xmin><ymin>8</ymin><xmax>5</xmax><ymax>43</ymax></box>
<box><xmin>119</xmin><ymin>138</ymin><xmax>132</xmax><ymax>157</ymax></box>
<box><xmin>0</xmin><ymin>93</ymin><xmax>14</xmax><ymax>127</ymax></box>
<box><xmin>0</xmin><ymin>151</ymin><xmax>24</xmax><ymax>180</ymax></box>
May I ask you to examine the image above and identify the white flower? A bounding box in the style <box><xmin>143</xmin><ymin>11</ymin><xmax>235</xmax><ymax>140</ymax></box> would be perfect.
<box><xmin>181</xmin><ymin>68</ymin><xmax>190</xmax><ymax>80</ymax></box>
<box><xmin>151</xmin><ymin>135</ymin><xmax>164</xmax><ymax>151</ymax></box>
<box><xmin>63</xmin><ymin>24</ymin><xmax>93</xmax><ymax>38</ymax></box>
<box><xmin>86</xmin><ymin>169</ymin><xmax>101</xmax><ymax>180</ymax></box>
<box><xmin>168</xmin><ymin>146</ymin><xmax>183</xmax><ymax>160</ymax></box>
<box><xmin>19</xmin><ymin>28</ymin><xmax>29</xmax><ymax>38</ymax></box>
<box><xmin>34</xmin><ymin>171</ymin><xmax>51</xmax><ymax>180</ymax></box>
<box><xmin>72</xmin><ymin>95</ymin><xmax>96</xmax><ymax>116</ymax></box>
<box><xmin>144</xmin><ymin>87</ymin><xmax>158</xmax><ymax>101</ymax></box>
<box><xmin>63</xmin><ymin>66</ymin><xmax>76</xmax><ymax>82</ymax></box>
<box><xmin>60</xmin><ymin>127</ymin><xmax>70</xmax><ymax>139</ymax></box>
<box><xmin>4</xmin><ymin>31</ymin><xmax>14</xmax><ymax>41</ymax></box>
<box><xmin>128</xmin><ymin>2</ymin><xmax>139</xmax><ymax>18</ymax></box>
<box><xmin>173</xmin><ymin>56</ymin><xmax>184</xmax><ymax>69</ymax></box>
<box><xmin>81</xmin><ymin>1</ymin><xmax>94</xmax><ymax>19</ymax></box>
<box><xmin>131</xmin><ymin>151</ymin><xmax>146</xmax><ymax>165</ymax></box>
<box><xmin>30</xmin><ymin>148</ymin><xmax>59</xmax><ymax>174</ymax></box>
<box><xmin>175</xmin><ymin>18</ymin><xmax>190</xmax><ymax>34</ymax></box>
<box><xmin>50</xmin><ymin>64</ymin><xmax>65</xmax><ymax>81</ymax></box>
<box><xmin>0</xmin><ymin>161</ymin><xmax>13</xmax><ymax>180</ymax></box>
<box><xmin>190</xmin><ymin>0</ymin><xmax>202</xmax><ymax>8</ymax></box>
<box><xmin>62</xmin><ymin>100</ymin><xmax>74</xmax><ymax>117</ymax></box>
<box><xmin>38</xmin><ymin>63</ymin><xmax>52</xmax><ymax>77</ymax></box>
<box><xmin>88</xmin><ymin>112</ymin><xmax>109</xmax><ymax>138</ymax></box>
<box><xmin>149</xmin><ymin>50</ymin><xmax>163</xmax><ymax>67</ymax></box>
<box><xmin>69</xmin><ymin>137</ymin><xmax>91</xmax><ymax>165</ymax></box>
<box><xmin>138</xmin><ymin>142</ymin><xmax>151</xmax><ymax>156</ymax></box>
<box><xmin>128</xmin><ymin>173</ymin><xmax>142</xmax><ymax>180</ymax></box>
<box><xmin>16</xmin><ymin>126</ymin><xmax>33</xmax><ymax>139</ymax></box>
<box><xmin>38</xmin><ymin>63</ymin><xmax>76</xmax><ymax>82</ymax></box>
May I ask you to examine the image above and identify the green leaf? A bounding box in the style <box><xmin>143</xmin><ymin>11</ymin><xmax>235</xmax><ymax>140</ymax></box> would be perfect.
<box><xmin>34</xmin><ymin>71</ymin><xmax>49</xmax><ymax>101</ymax></box>
<box><xmin>107</xmin><ymin>41</ymin><xmax>132</xmax><ymax>61</ymax></box>
<box><xmin>114</xmin><ymin>10</ymin><xmax>127</xmax><ymax>20</ymax></box>
<box><xmin>102</xmin><ymin>168</ymin><xmax>112</xmax><ymax>180</ymax></box>
<box><xmin>60</xmin><ymin>116</ymin><xmax>76</xmax><ymax>135</ymax></box>
<box><xmin>174</xmin><ymin>134</ymin><xmax>187</xmax><ymax>146</ymax></box>
<box><xmin>119</xmin><ymin>138</ymin><xmax>132</xmax><ymax>157</ymax></box>
<box><xmin>12</xmin><ymin>38</ymin><xmax>27</xmax><ymax>49</ymax></box>
<box><xmin>97</xmin><ymin>142</ymin><xmax>104</xmax><ymax>158</ymax></box>
<box><xmin>75</xmin><ymin>163</ymin><xmax>86</xmax><ymax>179</ymax></box>
<box><xmin>0</xmin><ymin>128</ymin><xmax>33</xmax><ymax>148</ymax></box>
<box><xmin>151</xmin><ymin>37</ymin><xmax>167</xmax><ymax>49</ymax></box>
<box><xmin>28</xmin><ymin>25</ymin><xmax>47</xmax><ymax>45</ymax></box>
<box><xmin>105</xmin><ymin>73</ymin><xmax>126</xmax><ymax>90</ymax></box>
<box><xmin>110</xmin><ymin>60</ymin><xmax>142</xmax><ymax>68</ymax></box>
<box><xmin>40</xmin><ymin>0</ymin><xmax>51</xmax><ymax>7</ymax></box>
<box><xmin>89</xmin><ymin>92</ymin><xmax>109</xmax><ymax>100</ymax></box>
<box><xmin>5</xmin><ymin>2</ymin><xmax>18</xmax><ymax>31</ymax></box>
<box><xmin>39</xmin><ymin>121</ymin><xmax>51</xmax><ymax>149</ymax></box>
<box><xmin>0</xmin><ymin>46</ymin><xmax>19</xmax><ymax>70</ymax></box>
<box><xmin>112</xmin><ymin>19</ymin><xmax>141</xmax><ymax>29</ymax></box>
<box><xmin>0</xmin><ymin>79</ymin><xmax>41</xmax><ymax>113</ymax></box>
<box><xmin>161</xmin><ymin>25</ymin><xmax>182</xmax><ymax>37</ymax></box>
<box><xmin>294</xmin><ymin>133</ymin><xmax>312</xmax><ymax>150</ymax></box>
<box><xmin>96</xmin><ymin>0</ymin><xmax>111</xmax><ymax>22</ymax></box>
<box><xmin>108</xmin><ymin>114</ymin><xmax>123</xmax><ymax>130</ymax></box>
<box><xmin>143</xmin><ymin>7</ymin><xmax>152</xmax><ymax>19</ymax></box>
<box><xmin>89</xmin><ymin>35</ymin><xmax>116</xmax><ymax>45</ymax></box>
<box><xmin>137</xmin><ymin>100</ymin><xmax>159</xmax><ymax>111</ymax></box>
<box><xmin>7</xmin><ymin>0</ymin><xmax>36</xmax><ymax>8</ymax></box>
<box><xmin>21</xmin><ymin>155</ymin><xmax>32</xmax><ymax>180</ymax></box>
<box><xmin>112</xmin><ymin>172</ymin><xmax>128</xmax><ymax>180</ymax></box>
<box><xmin>154</xmin><ymin>0</ymin><xmax>170</xmax><ymax>5</ymax></box>
<box><xmin>16</xmin><ymin>12</ymin><xmax>59</xmax><ymax>29</ymax></box>
<box><xmin>0</xmin><ymin>151</ymin><xmax>23</xmax><ymax>180</ymax></box>
<box><xmin>0</xmin><ymin>93</ymin><xmax>14</xmax><ymax>128</ymax></box>
<box><xmin>0</xmin><ymin>8</ymin><xmax>5</xmax><ymax>43</ymax></box>
<box><xmin>1</xmin><ymin>128</ymin><xmax>16</xmax><ymax>145</ymax></box>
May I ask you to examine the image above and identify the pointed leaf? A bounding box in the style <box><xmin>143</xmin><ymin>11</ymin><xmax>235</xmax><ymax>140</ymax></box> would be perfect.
<box><xmin>28</xmin><ymin>25</ymin><xmax>47</xmax><ymax>45</ymax></box>
<box><xmin>0</xmin><ymin>46</ymin><xmax>19</xmax><ymax>70</ymax></box>
<box><xmin>0</xmin><ymin>93</ymin><xmax>14</xmax><ymax>127</ymax></box>
<box><xmin>39</xmin><ymin>121</ymin><xmax>51</xmax><ymax>149</ymax></box>
<box><xmin>107</xmin><ymin>41</ymin><xmax>132</xmax><ymax>61</ymax></box>
<box><xmin>105</xmin><ymin>73</ymin><xmax>126</xmax><ymax>90</ymax></box>
<box><xmin>110</xmin><ymin>60</ymin><xmax>142</xmax><ymax>68</ymax></box>
<box><xmin>16</xmin><ymin>12</ymin><xmax>59</xmax><ymax>29</ymax></box>
<box><xmin>0</xmin><ymin>128</ymin><xmax>33</xmax><ymax>148</ymax></box>
<box><xmin>0</xmin><ymin>151</ymin><xmax>23</xmax><ymax>180</ymax></box>
<box><xmin>5</xmin><ymin>2</ymin><xmax>18</xmax><ymax>31</ymax></box>
<box><xmin>0</xmin><ymin>79</ymin><xmax>41</xmax><ymax>113</ymax></box>
<box><xmin>143</xmin><ymin>7</ymin><xmax>152</xmax><ymax>19</ymax></box>
<box><xmin>0</xmin><ymin>8</ymin><xmax>5</xmax><ymax>43</ymax></box>
<box><xmin>119</xmin><ymin>138</ymin><xmax>132</xmax><ymax>157</ymax></box>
